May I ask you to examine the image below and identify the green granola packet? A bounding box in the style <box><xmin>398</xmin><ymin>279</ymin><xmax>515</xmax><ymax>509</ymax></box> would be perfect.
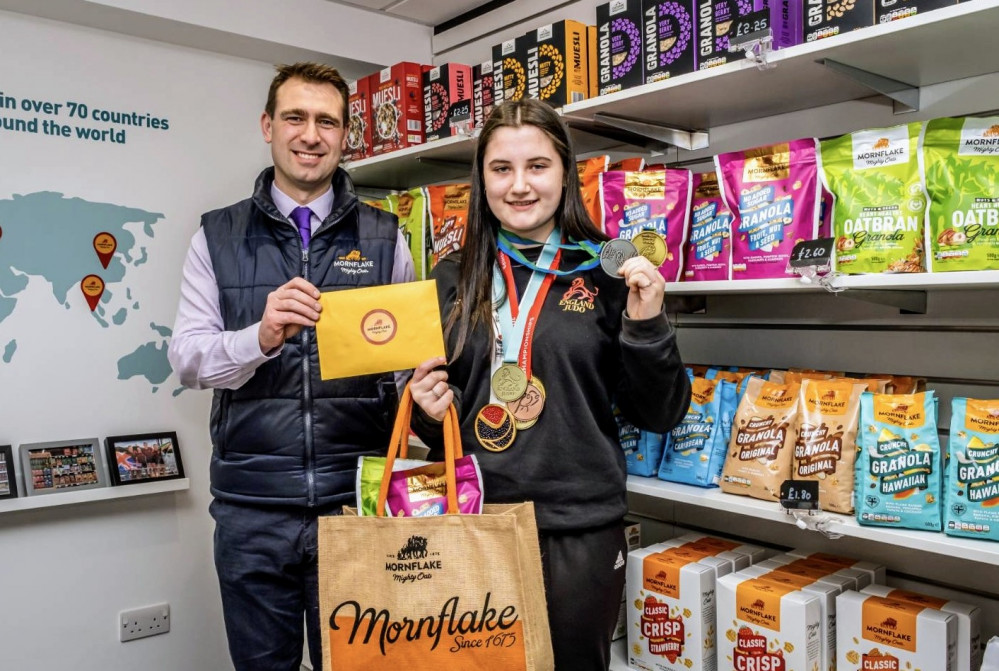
<box><xmin>920</xmin><ymin>116</ymin><xmax>999</xmax><ymax>271</ymax></box>
<box><xmin>820</xmin><ymin>122</ymin><xmax>926</xmax><ymax>273</ymax></box>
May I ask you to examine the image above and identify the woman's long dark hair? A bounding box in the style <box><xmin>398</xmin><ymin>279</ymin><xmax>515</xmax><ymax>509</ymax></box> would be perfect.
<box><xmin>444</xmin><ymin>98</ymin><xmax>609</xmax><ymax>359</ymax></box>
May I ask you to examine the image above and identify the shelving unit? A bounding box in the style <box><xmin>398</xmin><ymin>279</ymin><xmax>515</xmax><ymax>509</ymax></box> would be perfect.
<box><xmin>0</xmin><ymin>478</ymin><xmax>189</xmax><ymax>513</ymax></box>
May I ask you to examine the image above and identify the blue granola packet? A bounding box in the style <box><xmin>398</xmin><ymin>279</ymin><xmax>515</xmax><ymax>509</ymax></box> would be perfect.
<box><xmin>945</xmin><ymin>397</ymin><xmax>999</xmax><ymax>541</ymax></box>
<box><xmin>658</xmin><ymin>373</ymin><xmax>736</xmax><ymax>487</ymax></box>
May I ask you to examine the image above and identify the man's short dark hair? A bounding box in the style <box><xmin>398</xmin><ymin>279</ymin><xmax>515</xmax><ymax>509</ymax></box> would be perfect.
<box><xmin>265</xmin><ymin>62</ymin><xmax>350</xmax><ymax>123</ymax></box>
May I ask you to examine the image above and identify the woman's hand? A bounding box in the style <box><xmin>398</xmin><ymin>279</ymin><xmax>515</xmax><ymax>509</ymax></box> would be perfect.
<box><xmin>410</xmin><ymin>356</ymin><xmax>452</xmax><ymax>422</ymax></box>
<box><xmin>619</xmin><ymin>255</ymin><xmax>665</xmax><ymax>321</ymax></box>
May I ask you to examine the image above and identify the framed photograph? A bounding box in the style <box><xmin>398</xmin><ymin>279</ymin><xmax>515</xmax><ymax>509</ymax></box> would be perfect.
<box><xmin>0</xmin><ymin>445</ymin><xmax>19</xmax><ymax>499</ymax></box>
<box><xmin>104</xmin><ymin>432</ymin><xmax>184</xmax><ymax>486</ymax></box>
<box><xmin>18</xmin><ymin>438</ymin><xmax>108</xmax><ymax>496</ymax></box>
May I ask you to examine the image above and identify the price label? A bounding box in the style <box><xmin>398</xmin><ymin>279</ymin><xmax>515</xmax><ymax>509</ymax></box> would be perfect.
<box><xmin>788</xmin><ymin>237</ymin><xmax>834</xmax><ymax>269</ymax></box>
<box><xmin>780</xmin><ymin>480</ymin><xmax>820</xmax><ymax>511</ymax></box>
<box><xmin>730</xmin><ymin>9</ymin><xmax>771</xmax><ymax>43</ymax></box>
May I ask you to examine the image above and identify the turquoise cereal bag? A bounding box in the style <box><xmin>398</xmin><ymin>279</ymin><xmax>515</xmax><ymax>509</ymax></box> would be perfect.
<box><xmin>857</xmin><ymin>391</ymin><xmax>942</xmax><ymax>531</ymax></box>
<box><xmin>945</xmin><ymin>397</ymin><xmax>999</xmax><ymax>541</ymax></box>
<box><xmin>658</xmin><ymin>374</ymin><xmax>736</xmax><ymax>488</ymax></box>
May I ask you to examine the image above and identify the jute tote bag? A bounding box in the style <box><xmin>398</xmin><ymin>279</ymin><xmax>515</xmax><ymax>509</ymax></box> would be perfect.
<box><xmin>318</xmin><ymin>384</ymin><xmax>554</xmax><ymax>670</ymax></box>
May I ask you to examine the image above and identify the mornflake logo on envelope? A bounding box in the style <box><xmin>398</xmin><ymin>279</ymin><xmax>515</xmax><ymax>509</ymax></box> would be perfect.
<box><xmin>361</xmin><ymin>309</ymin><xmax>397</xmax><ymax>345</ymax></box>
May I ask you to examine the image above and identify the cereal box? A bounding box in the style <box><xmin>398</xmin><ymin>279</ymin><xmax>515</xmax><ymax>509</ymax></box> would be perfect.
<box><xmin>642</xmin><ymin>0</ymin><xmax>696</xmax><ymax>82</ymax></box>
<box><xmin>945</xmin><ymin>397</ymin><xmax>999</xmax><ymax>542</ymax></box>
<box><xmin>805</xmin><ymin>0</ymin><xmax>876</xmax><ymax>43</ymax></box>
<box><xmin>764</xmin><ymin>557</ymin><xmax>871</xmax><ymax>592</ymax></box>
<box><xmin>370</xmin><ymin>63</ymin><xmax>426</xmax><ymax>156</ymax></box>
<box><xmin>857</xmin><ymin>391</ymin><xmax>943</xmax><ymax>532</ymax></box>
<box><xmin>422</xmin><ymin>63</ymin><xmax>472</xmax><ymax>142</ymax></box>
<box><xmin>526</xmin><ymin>20</ymin><xmax>591</xmax><ymax>107</ymax></box>
<box><xmin>694</xmin><ymin>0</ymin><xmax>762</xmax><ymax>70</ymax></box>
<box><xmin>717</xmin><ymin>572</ymin><xmax>823</xmax><ymax>671</ymax></box>
<box><xmin>862</xmin><ymin>584</ymin><xmax>982</xmax><ymax>671</ymax></box>
<box><xmin>784</xmin><ymin>551</ymin><xmax>886</xmax><ymax>584</ymax></box>
<box><xmin>492</xmin><ymin>36</ymin><xmax>527</xmax><ymax>103</ymax></box>
<box><xmin>671</xmin><ymin>531</ymin><xmax>769</xmax><ymax>563</ymax></box>
<box><xmin>626</xmin><ymin>546</ymin><xmax>718</xmax><ymax>670</ymax></box>
<box><xmin>876</xmin><ymin>0</ymin><xmax>956</xmax><ymax>24</ymax></box>
<box><xmin>836</xmin><ymin>591</ymin><xmax>957</xmax><ymax>671</ymax></box>
<box><xmin>472</xmin><ymin>60</ymin><xmax>496</xmax><ymax>129</ymax></box>
<box><xmin>346</xmin><ymin>77</ymin><xmax>371</xmax><ymax>162</ymax></box>
<box><xmin>597</xmin><ymin>0</ymin><xmax>644</xmax><ymax>94</ymax></box>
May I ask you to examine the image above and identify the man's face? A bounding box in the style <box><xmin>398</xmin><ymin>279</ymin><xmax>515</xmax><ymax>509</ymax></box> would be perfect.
<box><xmin>261</xmin><ymin>77</ymin><xmax>347</xmax><ymax>203</ymax></box>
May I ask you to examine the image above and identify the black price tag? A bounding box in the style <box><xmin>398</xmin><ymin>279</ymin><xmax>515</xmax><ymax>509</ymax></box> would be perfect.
<box><xmin>732</xmin><ymin>9</ymin><xmax>771</xmax><ymax>40</ymax></box>
<box><xmin>788</xmin><ymin>238</ymin><xmax>834</xmax><ymax>269</ymax></box>
<box><xmin>779</xmin><ymin>480</ymin><xmax>819</xmax><ymax>511</ymax></box>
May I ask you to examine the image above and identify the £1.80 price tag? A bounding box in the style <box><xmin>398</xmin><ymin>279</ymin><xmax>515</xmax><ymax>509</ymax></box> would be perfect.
<box><xmin>779</xmin><ymin>479</ymin><xmax>820</xmax><ymax>511</ymax></box>
<box><xmin>788</xmin><ymin>237</ymin><xmax>834</xmax><ymax>269</ymax></box>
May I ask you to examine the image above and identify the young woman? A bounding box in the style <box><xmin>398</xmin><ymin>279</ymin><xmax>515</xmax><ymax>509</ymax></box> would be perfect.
<box><xmin>410</xmin><ymin>98</ymin><xmax>690</xmax><ymax>670</ymax></box>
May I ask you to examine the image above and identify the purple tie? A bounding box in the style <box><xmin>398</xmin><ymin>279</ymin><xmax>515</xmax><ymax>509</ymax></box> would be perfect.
<box><xmin>290</xmin><ymin>206</ymin><xmax>312</xmax><ymax>247</ymax></box>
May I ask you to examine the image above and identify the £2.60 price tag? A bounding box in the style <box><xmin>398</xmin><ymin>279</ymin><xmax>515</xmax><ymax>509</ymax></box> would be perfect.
<box><xmin>788</xmin><ymin>237</ymin><xmax>834</xmax><ymax>269</ymax></box>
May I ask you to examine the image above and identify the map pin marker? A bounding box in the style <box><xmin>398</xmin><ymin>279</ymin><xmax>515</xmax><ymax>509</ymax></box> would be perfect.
<box><xmin>93</xmin><ymin>232</ymin><xmax>117</xmax><ymax>269</ymax></box>
<box><xmin>81</xmin><ymin>274</ymin><xmax>105</xmax><ymax>311</ymax></box>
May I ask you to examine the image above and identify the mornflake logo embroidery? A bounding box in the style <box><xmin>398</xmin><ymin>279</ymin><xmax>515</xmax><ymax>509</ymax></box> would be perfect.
<box><xmin>385</xmin><ymin>535</ymin><xmax>443</xmax><ymax>583</ymax></box>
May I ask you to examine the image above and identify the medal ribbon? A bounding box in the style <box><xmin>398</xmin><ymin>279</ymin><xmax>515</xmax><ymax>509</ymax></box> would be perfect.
<box><xmin>497</xmin><ymin>229</ymin><xmax>600</xmax><ymax>275</ymax></box>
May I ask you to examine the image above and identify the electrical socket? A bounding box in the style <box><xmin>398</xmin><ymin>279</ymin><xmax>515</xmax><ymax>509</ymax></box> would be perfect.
<box><xmin>119</xmin><ymin>603</ymin><xmax>170</xmax><ymax>642</ymax></box>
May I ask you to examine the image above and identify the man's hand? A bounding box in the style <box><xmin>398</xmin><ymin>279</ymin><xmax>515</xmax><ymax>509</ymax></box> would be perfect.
<box><xmin>258</xmin><ymin>278</ymin><xmax>322</xmax><ymax>353</ymax></box>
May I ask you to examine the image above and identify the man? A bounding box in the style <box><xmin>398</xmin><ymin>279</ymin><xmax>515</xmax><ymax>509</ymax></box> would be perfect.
<box><xmin>168</xmin><ymin>62</ymin><xmax>415</xmax><ymax>671</ymax></box>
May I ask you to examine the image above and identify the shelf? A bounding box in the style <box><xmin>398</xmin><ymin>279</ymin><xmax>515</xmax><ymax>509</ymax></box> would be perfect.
<box><xmin>664</xmin><ymin>270</ymin><xmax>999</xmax><ymax>295</ymax></box>
<box><xmin>627</xmin><ymin>475</ymin><xmax>999</xmax><ymax>565</ymax></box>
<box><xmin>563</xmin><ymin>0</ymin><xmax>999</xmax><ymax>132</ymax></box>
<box><xmin>0</xmin><ymin>478</ymin><xmax>190</xmax><ymax>513</ymax></box>
<box><xmin>346</xmin><ymin>134</ymin><xmax>476</xmax><ymax>190</ymax></box>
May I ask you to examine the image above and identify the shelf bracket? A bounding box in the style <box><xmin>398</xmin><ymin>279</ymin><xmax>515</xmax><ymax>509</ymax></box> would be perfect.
<box><xmin>838</xmin><ymin>289</ymin><xmax>927</xmax><ymax>313</ymax></box>
<box><xmin>564</xmin><ymin>113</ymin><xmax>709</xmax><ymax>153</ymax></box>
<box><xmin>818</xmin><ymin>59</ymin><xmax>920</xmax><ymax>114</ymax></box>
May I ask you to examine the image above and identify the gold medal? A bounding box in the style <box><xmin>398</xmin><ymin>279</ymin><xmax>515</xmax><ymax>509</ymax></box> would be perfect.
<box><xmin>507</xmin><ymin>376</ymin><xmax>546</xmax><ymax>430</ymax></box>
<box><xmin>632</xmin><ymin>230</ymin><xmax>668</xmax><ymax>267</ymax></box>
<box><xmin>491</xmin><ymin>363</ymin><xmax>528</xmax><ymax>402</ymax></box>
<box><xmin>475</xmin><ymin>404</ymin><xmax>517</xmax><ymax>451</ymax></box>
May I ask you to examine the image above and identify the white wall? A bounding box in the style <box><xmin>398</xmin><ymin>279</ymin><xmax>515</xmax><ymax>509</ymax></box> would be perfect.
<box><xmin>0</xmin><ymin>10</ymin><xmax>275</xmax><ymax>670</ymax></box>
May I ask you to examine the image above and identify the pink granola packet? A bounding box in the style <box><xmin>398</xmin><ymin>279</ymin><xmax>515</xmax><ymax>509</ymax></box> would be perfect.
<box><xmin>683</xmin><ymin>171</ymin><xmax>732</xmax><ymax>281</ymax></box>
<box><xmin>385</xmin><ymin>454</ymin><xmax>484</xmax><ymax>516</ymax></box>
<box><xmin>599</xmin><ymin>168</ymin><xmax>692</xmax><ymax>282</ymax></box>
<box><xmin>715</xmin><ymin>139</ymin><xmax>821</xmax><ymax>279</ymax></box>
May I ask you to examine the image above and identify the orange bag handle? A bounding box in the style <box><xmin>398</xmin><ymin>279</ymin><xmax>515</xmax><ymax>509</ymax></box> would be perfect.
<box><xmin>376</xmin><ymin>382</ymin><xmax>461</xmax><ymax>517</ymax></box>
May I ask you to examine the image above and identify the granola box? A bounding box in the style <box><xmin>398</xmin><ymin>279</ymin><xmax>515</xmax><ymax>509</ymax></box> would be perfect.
<box><xmin>643</xmin><ymin>0</ymin><xmax>696</xmax><ymax>82</ymax></box>
<box><xmin>626</xmin><ymin>546</ymin><xmax>718</xmax><ymax>671</ymax></box>
<box><xmin>717</xmin><ymin>572</ymin><xmax>823</xmax><ymax>671</ymax></box>
<box><xmin>945</xmin><ymin>397</ymin><xmax>999</xmax><ymax>541</ymax></box>
<box><xmin>836</xmin><ymin>591</ymin><xmax>957</xmax><ymax>671</ymax></box>
<box><xmin>492</xmin><ymin>36</ymin><xmax>528</xmax><ymax>103</ymax></box>
<box><xmin>422</xmin><ymin>63</ymin><xmax>472</xmax><ymax>142</ymax></box>
<box><xmin>695</xmin><ymin>0</ymin><xmax>759</xmax><ymax>70</ymax></box>
<box><xmin>526</xmin><ymin>20</ymin><xmax>591</xmax><ymax>108</ymax></box>
<box><xmin>861</xmin><ymin>584</ymin><xmax>982</xmax><ymax>671</ymax></box>
<box><xmin>370</xmin><ymin>63</ymin><xmax>426</xmax><ymax>155</ymax></box>
<box><xmin>346</xmin><ymin>77</ymin><xmax>371</xmax><ymax>161</ymax></box>
<box><xmin>472</xmin><ymin>60</ymin><xmax>496</xmax><ymax>129</ymax></box>
<box><xmin>805</xmin><ymin>0</ymin><xmax>876</xmax><ymax>42</ymax></box>
<box><xmin>597</xmin><ymin>0</ymin><xmax>645</xmax><ymax>94</ymax></box>
<box><xmin>876</xmin><ymin>0</ymin><xmax>955</xmax><ymax>24</ymax></box>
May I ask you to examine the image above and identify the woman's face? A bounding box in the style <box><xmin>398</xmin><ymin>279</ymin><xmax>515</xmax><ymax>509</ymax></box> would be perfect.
<box><xmin>482</xmin><ymin>125</ymin><xmax>565</xmax><ymax>243</ymax></box>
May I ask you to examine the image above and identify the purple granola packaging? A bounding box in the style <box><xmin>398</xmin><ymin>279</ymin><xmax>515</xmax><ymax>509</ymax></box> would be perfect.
<box><xmin>641</xmin><ymin>0</ymin><xmax>696</xmax><ymax>82</ymax></box>
<box><xmin>385</xmin><ymin>454</ymin><xmax>484</xmax><ymax>517</ymax></box>
<box><xmin>715</xmin><ymin>138</ymin><xmax>821</xmax><ymax>279</ymax></box>
<box><xmin>683</xmin><ymin>171</ymin><xmax>732</xmax><ymax>281</ymax></box>
<box><xmin>695</xmin><ymin>0</ymin><xmax>755</xmax><ymax>69</ymax></box>
<box><xmin>600</xmin><ymin>169</ymin><xmax>693</xmax><ymax>282</ymax></box>
<box><xmin>598</xmin><ymin>0</ymin><xmax>645</xmax><ymax>94</ymax></box>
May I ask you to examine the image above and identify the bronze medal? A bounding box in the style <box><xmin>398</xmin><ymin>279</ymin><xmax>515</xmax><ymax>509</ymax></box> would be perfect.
<box><xmin>475</xmin><ymin>403</ymin><xmax>517</xmax><ymax>451</ymax></box>
<box><xmin>491</xmin><ymin>363</ymin><xmax>528</xmax><ymax>402</ymax></box>
<box><xmin>507</xmin><ymin>375</ymin><xmax>546</xmax><ymax>430</ymax></box>
<box><xmin>632</xmin><ymin>230</ymin><xmax>668</xmax><ymax>267</ymax></box>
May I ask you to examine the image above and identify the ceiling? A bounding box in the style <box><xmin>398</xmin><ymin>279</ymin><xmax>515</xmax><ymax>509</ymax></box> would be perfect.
<box><xmin>327</xmin><ymin>0</ymin><xmax>491</xmax><ymax>28</ymax></box>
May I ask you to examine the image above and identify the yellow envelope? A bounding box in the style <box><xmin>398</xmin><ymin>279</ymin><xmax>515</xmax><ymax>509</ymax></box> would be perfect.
<box><xmin>315</xmin><ymin>280</ymin><xmax>445</xmax><ymax>380</ymax></box>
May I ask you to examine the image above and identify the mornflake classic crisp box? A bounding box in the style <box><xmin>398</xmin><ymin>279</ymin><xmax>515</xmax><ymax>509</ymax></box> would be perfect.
<box><xmin>836</xmin><ymin>591</ymin><xmax>957</xmax><ymax>671</ymax></box>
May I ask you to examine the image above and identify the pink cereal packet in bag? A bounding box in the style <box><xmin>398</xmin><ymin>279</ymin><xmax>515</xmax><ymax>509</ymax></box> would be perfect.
<box><xmin>385</xmin><ymin>454</ymin><xmax>484</xmax><ymax>516</ymax></box>
<box><xmin>683</xmin><ymin>171</ymin><xmax>732</xmax><ymax>281</ymax></box>
<box><xmin>715</xmin><ymin>139</ymin><xmax>820</xmax><ymax>279</ymax></box>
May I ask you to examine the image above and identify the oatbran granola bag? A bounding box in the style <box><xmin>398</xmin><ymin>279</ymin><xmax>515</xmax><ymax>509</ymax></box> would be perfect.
<box><xmin>720</xmin><ymin>377</ymin><xmax>801</xmax><ymax>501</ymax></box>
<box><xmin>921</xmin><ymin>116</ymin><xmax>999</xmax><ymax>271</ymax></box>
<box><xmin>715</xmin><ymin>139</ymin><xmax>821</xmax><ymax>279</ymax></box>
<box><xmin>600</xmin><ymin>169</ymin><xmax>692</xmax><ymax>282</ymax></box>
<box><xmin>394</xmin><ymin>188</ymin><xmax>430</xmax><ymax>280</ymax></box>
<box><xmin>857</xmin><ymin>391</ymin><xmax>942</xmax><ymax>531</ymax></box>
<box><xmin>683</xmin><ymin>171</ymin><xmax>733</xmax><ymax>281</ymax></box>
<box><xmin>792</xmin><ymin>378</ymin><xmax>868</xmax><ymax>514</ymax></box>
<box><xmin>945</xmin><ymin>397</ymin><xmax>999</xmax><ymax>542</ymax></box>
<box><xmin>820</xmin><ymin>122</ymin><xmax>926</xmax><ymax>274</ymax></box>
<box><xmin>426</xmin><ymin>183</ymin><xmax>470</xmax><ymax>268</ymax></box>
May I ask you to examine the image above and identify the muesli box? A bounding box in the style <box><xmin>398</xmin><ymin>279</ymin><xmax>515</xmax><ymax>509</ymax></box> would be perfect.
<box><xmin>836</xmin><ymin>591</ymin><xmax>957</xmax><ymax>671</ymax></box>
<box><xmin>525</xmin><ymin>20</ymin><xmax>591</xmax><ymax>107</ymax></box>
<box><xmin>345</xmin><ymin>77</ymin><xmax>371</xmax><ymax>162</ymax></box>
<box><xmin>717</xmin><ymin>572</ymin><xmax>823</xmax><ymax>671</ymax></box>
<box><xmin>492</xmin><ymin>36</ymin><xmax>528</xmax><ymax>103</ymax></box>
<box><xmin>472</xmin><ymin>60</ymin><xmax>496</xmax><ymax>129</ymax></box>
<box><xmin>804</xmin><ymin>0</ymin><xmax>876</xmax><ymax>42</ymax></box>
<box><xmin>370</xmin><ymin>62</ymin><xmax>426</xmax><ymax>155</ymax></box>
<box><xmin>423</xmin><ymin>63</ymin><xmax>472</xmax><ymax>142</ymax></box>
<box><xmin>597</xmin><ymin>0</ymin><xmax>645</xmax><ymax>94</ymax></box>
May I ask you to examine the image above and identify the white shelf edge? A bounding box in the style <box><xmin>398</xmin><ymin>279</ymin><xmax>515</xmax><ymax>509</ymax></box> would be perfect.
<box><xmin>626</xmin><ymin>475</ymin><xmax>999</xmax><ymax>565</ymax></box>
<box><xmin>344</xmin><ymin>133</ymin><xmax>475</xmax><ymax>171</ymax></box>
<box><xmin>664</xmin><ymin>270</ymin><xmax>999</xmax><ymax>295</ymax></box>
<box><xmin>0</xmin><ymin>478</ymin><xmax>190</xmax><ymax>513</ymax></box>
